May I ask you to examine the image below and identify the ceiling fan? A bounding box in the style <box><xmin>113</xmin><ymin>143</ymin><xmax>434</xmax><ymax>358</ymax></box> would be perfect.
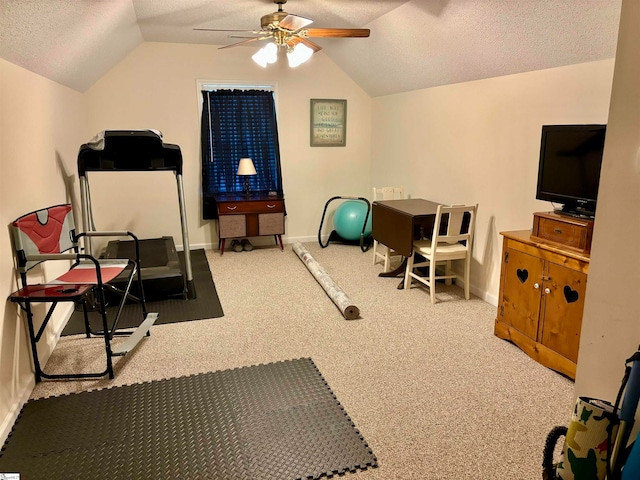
<box><xmin>194</xmin><ymin>0</ymin><xmax>370</xmax><ymax>67</ymax></box>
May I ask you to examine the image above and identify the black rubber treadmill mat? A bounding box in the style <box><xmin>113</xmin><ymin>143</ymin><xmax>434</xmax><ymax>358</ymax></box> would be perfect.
<box><xmin>0</xmin><ymin>358</ymin><xmax>377</xmax><ymax>480</ymax></box>
<box><xmin>62</xmin><ymin>249</ymin><xmax>223</xmax><ymax>336</ymax></box>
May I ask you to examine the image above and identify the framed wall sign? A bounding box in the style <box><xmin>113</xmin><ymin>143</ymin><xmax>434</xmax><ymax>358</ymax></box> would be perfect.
<box><xmin>310</xmin><ymin>99</ymin><xmax>347</xmax><ymax>147</ymax></box>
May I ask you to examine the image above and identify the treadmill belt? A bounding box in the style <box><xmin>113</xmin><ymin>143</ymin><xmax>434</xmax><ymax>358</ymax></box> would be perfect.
<box><xmin>0</xmin><ymin>358</ymin><xmax>377</xmax><ymax>479</ymax></box>
<box><xmin>105</xmin><ymin>237</ymin><xmax>183</xmax><ymax>299</ymax></box>
<box><xmin>109</xmin><ymin>237</ymin><xmax>171</xmax><ymax>268</ymax></box>
<box><xmin>62</xmin><ymin>249</ymin><xmax>223</xmax><ymax>335</ymax></box>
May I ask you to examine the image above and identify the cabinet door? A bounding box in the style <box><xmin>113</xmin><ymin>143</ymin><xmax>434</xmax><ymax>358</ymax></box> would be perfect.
<box><xmin>540</xmin><ymin>262</ymin><xmax>587</xmax><ymax>363</ymax></box>
<box><xmin>218</xmin><ymin>215</ymin><xmax>246</xmax><ymax>239</ymax></box>
<box><xmin>258</xmin><ymin>212</ymin><xmax>284</xmax><ymax>235</ymax></box>
<box><xmin>499</xmin><ymin>248</ymin><xmax>544</xmax><ymax>340</ymax></box>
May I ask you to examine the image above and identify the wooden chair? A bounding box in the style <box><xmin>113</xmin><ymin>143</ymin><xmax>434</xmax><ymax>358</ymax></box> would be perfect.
<box><xmin>403</xmin><ymin>204</ymin><xmax>477</xmax><ymax>304</ymax></box>
<box><xmin>8</xmin><ymin>204</ymin><xmax>158</xmax><ymax>382</ymax></box>
<box><xmin>372</xmin><ymin>186</ymin><xmax>405</xmax><ymax>272</ymax></box>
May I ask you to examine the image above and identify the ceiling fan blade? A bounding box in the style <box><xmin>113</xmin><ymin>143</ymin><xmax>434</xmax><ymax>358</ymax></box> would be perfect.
<box><xmin>194</xmin><ymin>28</ymin><xmax>266</xmax><ymax>34</ymax></box>
<box><xmin>218</xmin><ymin>37</ymin><xmax>265</xmax><ymax>50</ymax></box>
<box><xmin>299</xmin><ymin>38</ymin><xmax>323</xmax><ymax>53</ymax></box>
<box><xmin>286</xmin><ymin>37</ymin><xmax>323</xmax><ymax>53</ymax></box>
<box><xmin>227</xmin><ymin>33</ymin><xmax>272</xmax><ymax>39</ymax></box>
<box><xmin>279</xmin><ymin>14</ymin><xmax>313</xmax><ymax>31</ymax></box>
<box><xmin>304</xmin><ymin>28</ymin><xmax>370</xmax><ymax>38</ymax></box>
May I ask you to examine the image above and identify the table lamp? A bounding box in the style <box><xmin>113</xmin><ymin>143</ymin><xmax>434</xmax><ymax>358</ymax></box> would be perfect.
<box><xmin>237</xmin><ymin>158</ymin><xmax>257</xmax><ymax>198</ymax></box>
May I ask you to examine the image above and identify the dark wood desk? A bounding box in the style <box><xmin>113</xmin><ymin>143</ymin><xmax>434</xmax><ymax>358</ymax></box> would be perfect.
<box><xmin>372</xmin><ymin>199</ymin><xmax>441</xmax><ymax>257</ymax></box>
<box><xmin>372</xmin><ymin>199</ymin><xmax>441</xmax><ymax>280</ymax></box>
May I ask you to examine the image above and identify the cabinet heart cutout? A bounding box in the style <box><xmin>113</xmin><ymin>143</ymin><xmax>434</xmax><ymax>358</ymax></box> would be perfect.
<box><xmin>564</xmin><ymin>285</ymin><xmax>579</xmax><ymax>304</ymax></box>
<box><xmin>516</xmin><ymin>268</ymin><xmax>528</xmax><ymax>283</ymax></box>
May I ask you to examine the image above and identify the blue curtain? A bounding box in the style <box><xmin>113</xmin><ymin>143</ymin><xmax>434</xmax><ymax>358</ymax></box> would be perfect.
<box><xmin>201</xmin><ymin>89</ymin><xmax>283</xmax><ymax>218</ymax></box>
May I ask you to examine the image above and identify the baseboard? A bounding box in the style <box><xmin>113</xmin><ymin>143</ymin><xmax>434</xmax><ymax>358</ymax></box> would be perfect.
<box><xmin>0</xmin><ymin>377</ymin><xmax>34</xmax><ymax>446</ymax></box>
<box><xmin>470</xmin><ymin>283</ymin><xmax>498</xmax><ymax>306</ymax></box>
<box><xmin>179</xmin><ymin>235</ymin><xmax>319</xmax><ymax>252</ymax></box>
<box><xmin>0</xmin><ymin>303</ymin><xmax>74</xmax><ymax>446</ymax></box>
<box><xmin>453</xmin><ymin>278</ymin><xmax>498</xmax><ymax>306</ymax></box>
<box><xmin>176</xmin><ymin>239</ymin><xmax>498</xmax><ymax>305</ymax></box>
<box><xmin>284</xmin><ymin>235</ymin><xmax>319</xmax><ymax>244</ymax></box>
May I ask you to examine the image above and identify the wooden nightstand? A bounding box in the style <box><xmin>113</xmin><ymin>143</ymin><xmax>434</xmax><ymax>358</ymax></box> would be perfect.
<box><xmin>214</xmin><ymin>194</ymin><xmax>285</xmax><ymax>254</ymax></box>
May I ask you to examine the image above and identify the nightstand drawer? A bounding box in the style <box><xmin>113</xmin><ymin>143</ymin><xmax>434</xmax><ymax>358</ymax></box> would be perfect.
<box><xmin>217</xmin><ymin>199</ymin><xmax>284</xmax><ymax>215</ymax></box>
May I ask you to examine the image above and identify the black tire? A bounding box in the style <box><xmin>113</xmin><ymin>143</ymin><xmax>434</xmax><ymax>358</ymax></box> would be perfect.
<box><xmin>542</xmin><ymin>425</ymin><xmax>568</xmax><ymax>480</ymax></box>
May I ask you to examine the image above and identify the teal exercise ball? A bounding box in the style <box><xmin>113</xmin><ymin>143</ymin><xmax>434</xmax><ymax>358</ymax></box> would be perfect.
<box><xmin>333</xmin><ymin>200</ymin><xmax>372</xmax><ymax>241</ymax></box>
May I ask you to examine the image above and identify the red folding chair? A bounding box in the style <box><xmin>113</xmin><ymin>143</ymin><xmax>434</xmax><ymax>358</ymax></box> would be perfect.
<box><xmin>8</xmin><ymin>204</ymin><xmax>158</xmax><ymax>381</ymax></box>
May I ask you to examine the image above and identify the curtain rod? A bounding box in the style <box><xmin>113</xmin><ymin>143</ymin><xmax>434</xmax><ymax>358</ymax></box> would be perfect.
<box><xmin>201</xmin><ymin>84</ymin><xmax>275</xmax><ymax>91</ymax></box>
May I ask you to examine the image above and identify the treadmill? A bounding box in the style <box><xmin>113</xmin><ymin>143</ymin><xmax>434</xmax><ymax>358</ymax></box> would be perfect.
<box><xmin>78</xmin><ymin>130</ymin><xmax>196</xmax><ymax>300</ymax></box>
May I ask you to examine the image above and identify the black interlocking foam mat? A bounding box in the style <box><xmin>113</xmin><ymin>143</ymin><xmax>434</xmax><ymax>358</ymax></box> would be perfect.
<box><xmin>0</xmin><ymin>358</ymin><xmax>377</xmax><ymax>480</ymax></box>
<box><xmin>62</xmin><ymin>249</ymin><xmax>224</xmax><ymax>336</ymax></box>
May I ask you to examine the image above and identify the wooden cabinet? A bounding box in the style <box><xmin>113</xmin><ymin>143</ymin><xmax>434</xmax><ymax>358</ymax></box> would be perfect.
<box><xmin>494</xmin><ymin>230</ymin><xmax>589</xmax><ymax>379</ymax></box>
<box><xmin>215</xmin><ymin>194</ymin><xmax>285</xmax><ymax>254</ymax></box>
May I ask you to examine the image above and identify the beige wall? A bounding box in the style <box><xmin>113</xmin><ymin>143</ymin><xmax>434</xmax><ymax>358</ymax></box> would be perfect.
<box><xmin>0</xmin><ymin>58</ymin><xmax>88</xmax><ymax>436</ymax></box>
<box><xmin>370</xmin><ymin>60</ymin><xmax>615</xmax><ymax>303</ymax></box>
<box><xmin>576</xmin><ymin>0</ymin><xmax>640</xmax><ymax>411</ymax></box>
<box><xmin>83</xmin><ymin>42</ymin><xmax>373</xmax><ymax>248</ymax></box>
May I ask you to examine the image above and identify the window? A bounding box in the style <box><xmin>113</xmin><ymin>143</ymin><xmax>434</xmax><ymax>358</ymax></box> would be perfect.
<box><xmin>200</xmin><ymin>88</ymin><xmax>283</xmax><ymax>219</ymax></box>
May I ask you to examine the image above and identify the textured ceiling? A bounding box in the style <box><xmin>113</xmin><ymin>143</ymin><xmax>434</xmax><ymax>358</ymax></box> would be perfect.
<box><xmin>0</xmin><ymin>0</ymin><xmax>622</xmax><ymax>96</ymax></box>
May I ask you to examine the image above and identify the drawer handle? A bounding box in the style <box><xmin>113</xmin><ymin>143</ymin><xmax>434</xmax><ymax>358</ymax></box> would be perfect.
<box><xmin>533</xmin><ymin>283</ymin><xmax>540</xmax><ymax>289</ymax></box>
<box><xmin>267</xmin><ymin>204</ymin><xmax>277</xmax><ymax>209</ymax></box>
<box><xmin>226</xmin><ymin>206</ymin><xmax>237</xmax><ymax>211</ymax></box>
<box><xmin>554</xmin><ymin>228</ymin><xmax>562</xmax><ymax>234</ymax></box>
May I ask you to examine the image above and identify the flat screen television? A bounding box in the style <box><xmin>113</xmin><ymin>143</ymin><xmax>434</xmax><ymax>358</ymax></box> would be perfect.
<box><xmin>536</xmin><ymin>124</ymin><xmax>606</xmax><ymax>218</ymax></box>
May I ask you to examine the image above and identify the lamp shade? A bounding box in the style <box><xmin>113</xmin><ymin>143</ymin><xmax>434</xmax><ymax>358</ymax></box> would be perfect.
<box><xmin>237</xmin><ymin>158</ymin><xmax>257</xmax><ymax>176</ymax></box>
<box><xmin>252</xmin><ymin>48</ymin><xmax>268</xmax><ymax>68</ymax></box>
<box><xmin>287</xmin><ymin>42</ymin><xmax>314</xmax><ymax>68</ymax></box>
<box><xmin>252</xmin><ymin>42</ymin><xmax>278</xmax><ymax>68</ymax></box>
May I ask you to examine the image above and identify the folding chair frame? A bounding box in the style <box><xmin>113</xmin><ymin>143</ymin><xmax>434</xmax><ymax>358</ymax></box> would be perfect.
<box><xmin>9</xmin><ymin>204</ymin><xmax>157</xmax><ymax>382</ymax></box>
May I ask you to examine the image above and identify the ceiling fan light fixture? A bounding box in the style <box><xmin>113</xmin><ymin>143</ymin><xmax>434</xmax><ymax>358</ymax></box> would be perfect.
<box><xmin>264</xmin><ymin>42</ymin><xmax>278</xmax><ymax>63</ymax></box>
<box><xmin>252</xmin><ymin>48</ymin><xmax>268</xmax><ymax>68</ymax></box>
<box><xmin>287</xmin><ymin>42</ymin><xmax>314</xmax><ymax>68</ymax></box>
<box><xmin>199</xmin><ymin>0</ymin><xmax>369</xmax><ymax>68</ymax></box>
<box><xmin>252</xmin><ymin>42</ymin><xmax>278</xmax><ymax>67</ymax></box>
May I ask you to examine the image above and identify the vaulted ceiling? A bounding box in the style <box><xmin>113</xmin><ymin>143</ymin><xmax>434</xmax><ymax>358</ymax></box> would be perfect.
<box><xmin>0</xmin><ymin>0</ymin><xmax>622</xmax><ymax>97</ymax></box>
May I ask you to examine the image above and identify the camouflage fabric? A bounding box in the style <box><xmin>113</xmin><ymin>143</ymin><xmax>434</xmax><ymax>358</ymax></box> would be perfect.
<box><xmin>556</xmin><ymin>397</ymin><xmax>618</xmax><ymax>480</ymax></box>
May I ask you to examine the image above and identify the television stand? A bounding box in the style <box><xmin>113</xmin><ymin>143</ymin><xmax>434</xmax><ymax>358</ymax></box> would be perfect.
<box><xmin>532</xmin><ymin>211</ymin><xmax>594</xmax><ymax>254</ymax></box>
<box><xmin>495</xmin><ymin>230</ymin><xmax>589</xmax><ymax>378</ymax></box>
